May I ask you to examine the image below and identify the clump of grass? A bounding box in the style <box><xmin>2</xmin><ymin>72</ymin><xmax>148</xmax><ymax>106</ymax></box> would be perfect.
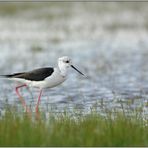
<box><xmin>31</xmin><ymin>45</ymin><xmax>44</xmax><ymax>53</ymax></box>
<box><xmin>0</xmin><ymin>3</ymin><xmax>45</xmax><ymax>15</ymax></box>
<box><xmin>0</xmin><ymin>110</ymin><xmax>147</xmax><ymax>146</ymax></box>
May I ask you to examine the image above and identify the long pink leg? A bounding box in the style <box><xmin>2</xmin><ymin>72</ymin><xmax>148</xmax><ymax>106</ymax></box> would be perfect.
<box><xmin>35</xmin><ymin>89</ymin><xmax>43</xmax><ymax>117</ymax></box>
<box><xmin>15</xmin><ymin>84</ymin><xmax>31</xmax><ymax>114</ymax></box>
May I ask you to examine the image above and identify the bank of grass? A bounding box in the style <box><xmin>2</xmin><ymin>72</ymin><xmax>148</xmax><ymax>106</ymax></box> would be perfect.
<box><xmin>0</xmin><ymin>110</ymin><xmax>147</xmax><ymax>146</ymax></box>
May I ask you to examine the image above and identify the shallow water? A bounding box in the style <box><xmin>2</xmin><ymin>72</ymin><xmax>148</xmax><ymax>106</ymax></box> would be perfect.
<box><xmin>0</xmin><ymin>3</ymin><xmax>148</xmax><ymax>118</ymax></box>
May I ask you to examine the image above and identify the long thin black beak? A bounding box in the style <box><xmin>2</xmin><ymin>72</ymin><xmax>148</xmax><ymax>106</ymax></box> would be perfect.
<box><xmin>71</xmin><ymin>65</ymin><xmax>84</xmax><ymax>75</ymax></box>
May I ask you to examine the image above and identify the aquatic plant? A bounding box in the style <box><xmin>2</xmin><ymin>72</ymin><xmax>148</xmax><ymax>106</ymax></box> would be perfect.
<box><xmin>0</xmin><ymin>110</ymin><xmax>147</xmax><ymax>146</ymax></box>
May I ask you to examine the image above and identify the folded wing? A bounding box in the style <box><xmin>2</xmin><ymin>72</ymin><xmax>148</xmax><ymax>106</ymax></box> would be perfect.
<box><xmin>1</xmin><ymin>67</ymin><xmax>54</xmax><ymax>81</ymax></box>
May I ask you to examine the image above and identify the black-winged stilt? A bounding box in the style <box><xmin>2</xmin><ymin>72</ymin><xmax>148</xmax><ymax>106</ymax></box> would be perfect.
<box><xmin>1</xmin><ymin>56</ymin><xmax>84</xmax><ymax>117</ymax></box>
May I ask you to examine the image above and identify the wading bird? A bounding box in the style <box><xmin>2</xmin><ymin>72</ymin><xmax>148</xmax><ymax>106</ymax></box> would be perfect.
<box><xmin>1</xmin><ymin>56</ymin><xmax>84</xmax><ymax>117</ymax></box>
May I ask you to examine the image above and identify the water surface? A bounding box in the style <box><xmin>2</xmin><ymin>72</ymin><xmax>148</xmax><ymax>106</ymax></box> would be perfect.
<box><xmin>0</xmin><ymin>3</ymin><xmax>148</xmax><ymax>118</ymax></box>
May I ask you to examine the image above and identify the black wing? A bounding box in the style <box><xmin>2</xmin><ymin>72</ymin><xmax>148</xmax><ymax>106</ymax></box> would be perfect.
<box><xmin>2</xmin><ymin>67</ymin><xmax>54</xmax><ymax>81</ymax></box>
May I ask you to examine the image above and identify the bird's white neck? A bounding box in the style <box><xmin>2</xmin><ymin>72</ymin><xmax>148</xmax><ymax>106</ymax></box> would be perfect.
<box><xmin>58</xmin><ymin>62</ymin><xmax>68</xmax><ymax>77</ymax></box>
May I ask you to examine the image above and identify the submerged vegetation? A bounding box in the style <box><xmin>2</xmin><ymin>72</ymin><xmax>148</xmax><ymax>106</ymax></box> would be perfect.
<box><xmin>0</xmin><ymin>110</ymin><xmax>147</xmax><ymax>146</ymax></box>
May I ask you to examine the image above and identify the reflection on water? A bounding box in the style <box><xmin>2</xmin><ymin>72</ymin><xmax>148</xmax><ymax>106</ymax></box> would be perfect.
<box><xmin>0</xmin><ymin>3</ymin><xmax>148</xmax><ymax>118</ymax></box>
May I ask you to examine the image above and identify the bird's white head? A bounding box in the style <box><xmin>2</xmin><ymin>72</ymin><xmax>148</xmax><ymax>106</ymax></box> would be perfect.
<box><xmin>58</xmin><ymin>56</ymin><xmax>84</xmax><ymax>76</ymax></box>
